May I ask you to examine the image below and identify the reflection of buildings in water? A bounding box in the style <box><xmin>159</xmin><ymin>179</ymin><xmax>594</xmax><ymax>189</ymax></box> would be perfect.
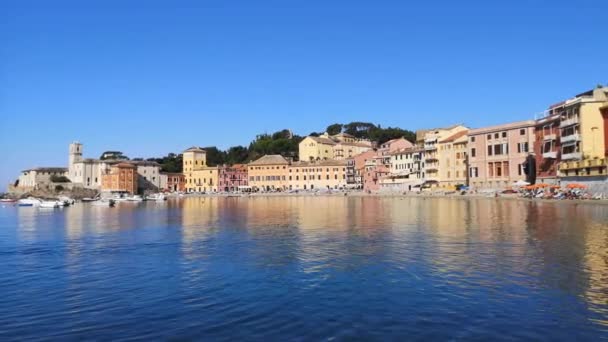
<box><xmin>582</xmin><ymin>222</ymin><xmax>608</xmax><ymax>325</ymax></box>
<box><xmin>180</xmin><ymin>197</ymin><xmax>220</xmax><ymax>260</ymax></box>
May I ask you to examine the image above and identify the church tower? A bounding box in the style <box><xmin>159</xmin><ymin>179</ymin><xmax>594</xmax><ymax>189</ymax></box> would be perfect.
<box><xmin>69</xmin><ymin>141</ymin><xmax>83</xmax><ymax>166</ymax></box>
<box><xmin>69</xmin><ymin>142</ymin><xmax>83</xmax><ymax>180</ymax></box>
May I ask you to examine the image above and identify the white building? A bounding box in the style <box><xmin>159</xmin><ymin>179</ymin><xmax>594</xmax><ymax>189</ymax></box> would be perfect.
<box><xmin>380</xmin><ymin>146</ymin><xmax>426</xmax><ymax>192</ymax></box>
<box><xmin>68</xmin><ymin>142</ymin><xmax>161</xmax><ymax>192</ymax></box>
<box><xmin>17</xmin><ymin>167</ymin><xmax>69</xmax><ymax>191</ymax></box>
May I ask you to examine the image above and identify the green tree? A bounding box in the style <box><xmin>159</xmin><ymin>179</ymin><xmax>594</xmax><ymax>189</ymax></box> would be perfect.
<box><xmin>326</xmin><ymin>123</ymin><xmax>343</xmax><ymax>135</ymax></box>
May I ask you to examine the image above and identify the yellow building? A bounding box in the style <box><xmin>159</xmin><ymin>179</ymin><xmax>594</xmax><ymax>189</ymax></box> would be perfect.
<box><xmin>288</xmin><ymin>159</ymin><xmax>347</xmax><ymax>190</ymax></box>
<box><xmin>437</xmin><ymin>130</ymin><xmax>469</xmax><ymax>188</ymax></box>
<box><xmin>182</xmin><ymin>146</ymin><xmax>218</xmax><ymax>192</ymax></box>
<box><xmin>298</xmin><ymin>132</ymin><xmax>373</xmax><ymax>161</ymax></box>
<box><xmin>298</xmin><ymin>136</ymin><xmax>337</xmax><ymax>161</ymax></box>
<box><xmin>558</xmin><ymin>87</ymin><xmax>608</xmax><ymax>177</ymax></box>
<box><xmin>419</xmin><ymin>124</ymin><xmax>468</xmax><ymax>186</ymax></box>
<box><xmin>247</xmin><ymin>155</ymin><xmax>290</xmax><ymax>191</ymax></box>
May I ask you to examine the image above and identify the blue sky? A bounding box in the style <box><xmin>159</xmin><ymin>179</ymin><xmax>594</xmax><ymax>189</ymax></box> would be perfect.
<box><xmin>1</xmin><ymin>0</ymin><xmax>607</xmax><ymax>190</ymax></box>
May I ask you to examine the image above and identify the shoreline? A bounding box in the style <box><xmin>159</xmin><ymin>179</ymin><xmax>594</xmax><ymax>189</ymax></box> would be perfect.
<box><xmin>174</xmin><ymin>191</ymin><xmax>608</xmax><ymax>206</ymax></box>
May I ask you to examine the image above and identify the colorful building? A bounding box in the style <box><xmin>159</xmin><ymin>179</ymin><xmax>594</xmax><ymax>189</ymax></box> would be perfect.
<box><xmin>381</xmin><ymin>146</ymin><xmax>425</xmax><ymax>191</ymax></box>
<box><xmin>247</xmin><ymin>155</ymin><xmax>290</xmax><ymax>191</ymax></box>
<box><xmin>467</xmin><ymin>120</ymin><xmax>536</xmax><ymax>189</ymax></box>
<box><xmin>298</xmin><ymin>132</ymin><xmax>373</xmax><ymax>161</ymax></box>
<box><xmin>557</xmin><ymin>87</ymin><xmax>608</xmax><ymax>178</ymax></box>
<box><xmin>218</xmin><ymin>164</ymin><xmax>248</xmax><ymax>192</ymax></box>
<box><xmin>288</xmin><ymin>159</ymin><xmax>347</xmax><ymax>190</ymax></box>
<box><xmin>161</xmin><ymin>172</ymin><xmax>185</xmax><ymax>192</ymax></box>
<box><xmin>419</xmin><ymin>124</ymin><xmax>469</xmax><ymax>187</ymax></box>
<box><xmin>101</xmin><ymin>162</ymin><xmax>138</xmax><ymax>194</ymax></box>
<box><xmin>534</xmin><ymin>110</ymin><xmax>561</xmax><ymax>183</ymax></box>
<box><xmin>437</xmin><ymin>130</ymin><xmax>469</xmax><ymax>188</ymax></box>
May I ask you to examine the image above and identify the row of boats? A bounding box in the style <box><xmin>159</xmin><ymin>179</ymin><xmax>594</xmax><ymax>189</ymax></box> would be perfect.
<box><xmin>3</xmin><ymin>193</ymin><xmax>168</xmax><ymax>208</ymax></box>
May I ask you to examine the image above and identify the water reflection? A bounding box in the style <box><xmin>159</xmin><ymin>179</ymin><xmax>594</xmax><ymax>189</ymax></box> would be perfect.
<box><xmin>1</xmin><ymin>196</ymin><xmax>607</xmax><ymax>339</ymax></box>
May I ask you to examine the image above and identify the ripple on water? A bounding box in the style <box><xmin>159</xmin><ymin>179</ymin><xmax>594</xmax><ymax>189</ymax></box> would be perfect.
<box><xmin>0</xmin><ymin>197</ymin><xmax>607</xmax><ymax>340</ymax></box>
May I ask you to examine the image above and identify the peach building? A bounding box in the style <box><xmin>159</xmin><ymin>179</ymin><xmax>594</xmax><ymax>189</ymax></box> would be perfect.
<box><xmin>101</xmin><ymin>162</ymin><xmax>138</xmax><ymax>194</ymax></box>
<box><xmin>288</xmin><ymin>159</ymin><xmax>347</xmax><ymax>190</ymax></box>
<box><xmin>437</xmin><ymin>130</ymin><xmax>469</xmax><ymax>188</ymax></box>
<box><xmin>467</xmin><ymin>120</ymin><xmax>536</xmax><ymax>189</ymax></box>
<box><xmin>247</xmin><ymin>155</ymin><xmax>290</xmax><ymax>191</ymax></box>
<box><xmin>419</xmin><ymin>124</ymin><xmax>468</xmax><ymax>187</ymax></box>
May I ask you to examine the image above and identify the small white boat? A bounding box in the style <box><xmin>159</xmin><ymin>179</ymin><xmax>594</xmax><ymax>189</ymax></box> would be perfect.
<box><xmin>127</xmin><ymin>195</ymin><xmax>144</xmax><ymax>202</ymax></box>
<box><xmin>18</xmin><ymin>198</ymin><xmax>41</xmax><ymax>207</ymax></box>
<box><xmin>146</xmin><ymin>193</ymin><xmax>167</xmax><ymax>201</ymax></box>
<box><xmin>58</xmin><ymin>196</ymin><xmax>75</xmax><ymax>206</ymax></box>
<box><xmin>91</xmin><ymin>199</ymin><xmax>116</xmax><ymax>207</ymax></box>
<box><xmin>40</xmin><ymin>201</ymin><xmax>60</xmax><ymax>209</ymax></box>
<box><xmin>0</xmin><ymin>198</ymin><xmax>16</xmax><ymax>203</ymax></box>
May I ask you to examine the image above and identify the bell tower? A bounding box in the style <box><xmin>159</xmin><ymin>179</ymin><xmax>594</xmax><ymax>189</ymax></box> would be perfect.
<box><xmin>69</xmin><ymin>141</ymin><xmax>83</xmax><ymax>166</ymax></box>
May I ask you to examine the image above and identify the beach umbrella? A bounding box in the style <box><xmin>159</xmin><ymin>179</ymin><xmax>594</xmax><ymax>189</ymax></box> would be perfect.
<box><xmin>566</xmin><ymin>183</ymin><xmax>587</xmax><ymax>189</ymax></box>
<box><xmin>550</xmin><ymin>185</ymin><xmax>561</xmax><ymax>189</ymax></box>
<box><xmin>536</xmin><ymin>183</ymin><xmax>549</xmax><ymax>188</ymax></box>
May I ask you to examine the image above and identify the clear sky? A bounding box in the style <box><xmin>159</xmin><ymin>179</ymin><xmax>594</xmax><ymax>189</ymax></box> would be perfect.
<box><xmin>1</xmin><ymin>0</ymin><xmax>607</xmax><ymax>190</ymax></box>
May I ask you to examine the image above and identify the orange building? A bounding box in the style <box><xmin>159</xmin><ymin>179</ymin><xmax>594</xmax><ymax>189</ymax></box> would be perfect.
<box><xmin>101</xmin><ymin>162</ymin><xmax>138</xmax><ymax>194</ymax></box>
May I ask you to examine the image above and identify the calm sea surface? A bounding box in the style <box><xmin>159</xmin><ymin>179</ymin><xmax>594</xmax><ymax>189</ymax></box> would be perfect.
<box><xmin>1</xmin><ymin>196</ymin><xmax>607</xmax><ymax>340</ymax></box>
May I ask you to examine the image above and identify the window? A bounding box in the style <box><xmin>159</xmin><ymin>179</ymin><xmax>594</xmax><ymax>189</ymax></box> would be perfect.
<box><xmin>470</xmin><ymin>167</ymin><xmax>478</xmax><ymax>178</ymax></box>
<box><xmin>520</xmin><ymin>129</ymin><xmax>525</xmax><ymax>135</ymax></box>
<box><xmin>502</xmin><ymin>132</ymin><xmax>507</xmax><ymax>138</ymax></box>
<box><xmin>471</xmin><ymin>148</ymin><xmax>476</xmax><ymax>157</ymax></box>
<box><xmin>517</xmin><ymin>142</ymin><xmax>529</xmax><ymax>153</ymax></box>
<box><xmin>470</xmin><ymin>136</ymin><xmax>476</xmax><ymax>142</ymax></box>
<box><xmin>488</xmin><ymin>145</ymin><xmax>493</xmax><ymax>156</ymax></box>
<box><xmin>487</xmin><ymin>134</ymin><xmax>492</xmax><ymax>140</ymax></box>
<box><xmin>494</xmin><ymin>133</ymin><xmax>499</xmax><ymax>139</ymax></box>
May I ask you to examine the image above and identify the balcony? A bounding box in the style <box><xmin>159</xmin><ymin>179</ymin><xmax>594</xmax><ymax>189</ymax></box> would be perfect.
<box><xmin>425</xmin><ymin>155</ymin><xmax>438</xmax><ymax>162</ymax></box>
<box><xmin>560</xmin><ymin>133</ymin><xmax>580</xmax><ymax>143</ymax></box>
<box><xmin>559</xmin><ymin>116</ymin><xmax>579</xmax><ymax>128</ymax></box>
<box><xmin>425</xmin><ymin>165</ymin><xmax>439</xmax><ymax>172</ymax></box>
<box><xmin>561</xmin><ymin>152</ymin><xmax>582</xmax><ymax>160</ymax></box>
<box><xmin>559</xmin><ymin>158</ymin><xmax>607</xmax><ymax>170</ymax></box>
<box><xmin>542</xmin><ymin>133</ymin><xmax>556</xmax><ymax>141</ymax></box>
<box><xmin>424</xmin><ymin>145</ymin><xmax>437</xmax><ymax>151</ymax></box>
<box><xmin>542</xmin><ymin>151</ymin><xmax>557</xmax><ymax>159</ymax></box>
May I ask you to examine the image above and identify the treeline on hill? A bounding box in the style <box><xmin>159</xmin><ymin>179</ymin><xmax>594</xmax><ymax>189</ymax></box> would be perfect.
<box><xmin>149</xmin><ymin>123</ymin><xmax>415</xmax><ymax>172</ymax></box>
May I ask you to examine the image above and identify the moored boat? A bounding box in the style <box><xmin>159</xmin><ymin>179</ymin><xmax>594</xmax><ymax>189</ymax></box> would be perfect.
<box><xmin>40</xmin><ymin>201</ymin><xmax>60</xmax><ymax>209</ymax></box>
<box><xmin>18</xmin><ymin>198</ymin><xmax>42</xmax><ymax>207</ymax></box>
<box><xmin>91</xmin><ymin>199</ymin><xmax>116</xmax><ymax>207</ymax></box>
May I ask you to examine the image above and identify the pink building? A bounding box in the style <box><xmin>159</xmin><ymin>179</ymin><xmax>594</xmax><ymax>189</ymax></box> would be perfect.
<box><xmin>218</xmin><ymin>164</ymin><xmax>248</xmax><ymax>192</ymax></box>
<box><xmin>356</xmin><ymin>138</ymin><xmax>414</xmax><ymax>191</ymax></box>
<box><xmin>467</xmin><ymin>120</ymin><xmax>536</xmax><ymax>189</ymax></box>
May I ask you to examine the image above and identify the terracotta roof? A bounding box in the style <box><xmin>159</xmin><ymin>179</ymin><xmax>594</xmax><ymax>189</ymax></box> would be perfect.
<box><xmin>131</xmin><ymin>160</ymin><xmax>161</xmax><ymax>167</ymax></box>
<box><xmin>249</xmin><ymin>154</ymin><xmax>290</xmax><ymax>166</ymax></box>
<box><xmin>183</xmin><ymin>146</ymin><xmax>206</xmax><ymax>153</ymax></box>
<box><xmin>336</xmin><ymin>141</ymin><xmax>372</xmax><ymax>148</ymax></box>
<box><xmin>439</xmin><ymin>130</ymin><xmax>469</xmax><ymax>143</ymax></box>
<box><xmin>114</xmin><ymin>162</ymin><xmax>137</xmax><ymax>169</ymax></box>
<box><xmin>307</xmin><ymin>136</ymin><xmax>337</xmax><ymax>145</ymax></box>
<box><xmin>468</xmin><ymin>120</ymin><xmax>536</xmax><ymax>135</ymax></box>
<box><xmin>389</xmin><ymin>146</ymin><xmax>425</xmax><ymax>156</ymax></box>
<box><xmin>291</xmin><ymin>159</ymin><xmax>347</xmax><ymax>167</ymax></box>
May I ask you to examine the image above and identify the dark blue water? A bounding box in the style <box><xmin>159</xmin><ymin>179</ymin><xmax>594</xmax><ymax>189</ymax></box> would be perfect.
<box><xmin>1</xmin><ymin>196</ymin><xmax>607</xmax><ymax>340</ymax></box>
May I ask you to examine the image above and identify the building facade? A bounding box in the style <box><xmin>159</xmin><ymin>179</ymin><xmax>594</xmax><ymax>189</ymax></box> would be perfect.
<box><xmin>557</xmin><ymin>87</ymin><xmax>608</xmax><ymax>178</ymax></box>
<box><xmin>534</xmin><ymin>110</ymin><xmax>561</xmax><ymax>183</ymax></box>
<box><xmin>17</xmin><ymin>167</ymin><xmax>69</xmax><ymax>191</ymax></box>
<box><xmin>468</xmin><ymin>120</ymin><xmax>536</xmax><ymax>189</ymax></box>
<box><xmin>288</xmin><ymin>159</ymin><xmax>347</xmax><ymax>190</ymax></box>
<box><xmin>437</xmin><ymin>131</ymin><xmax>469</xmax><ymax>188</ymax></box>
<box><xmin>161</xmin><ymin>172</ymin><xmax>185</xmax><ymax>192</ymax></box>
<box><xmin>247</xmin><ymin>155</ymin><xmax>290</xmax><ymax>191</ymax></box>
<box><xmin>299</xmin><ymin>132</ymin><xmax>373</xmax><ymax>161</ymax></box>
<box><xmin>381</xmin><ymin>146</ymin><xmax>425</xmax><ymax>191</ymax></box>
<box><xmin>101</xmin><ymin>162</ymin><xmax>138</xmax><ymax>194</ymax></box>
<box><xmin>218</xmin><ymin>164</ymin><xmax>248</xmax><ymax>192</ymax></box>
<box><xmin>420</xmin><ymin>124</ymin><xmax>469</xmax><ymax>187</ymax></box>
